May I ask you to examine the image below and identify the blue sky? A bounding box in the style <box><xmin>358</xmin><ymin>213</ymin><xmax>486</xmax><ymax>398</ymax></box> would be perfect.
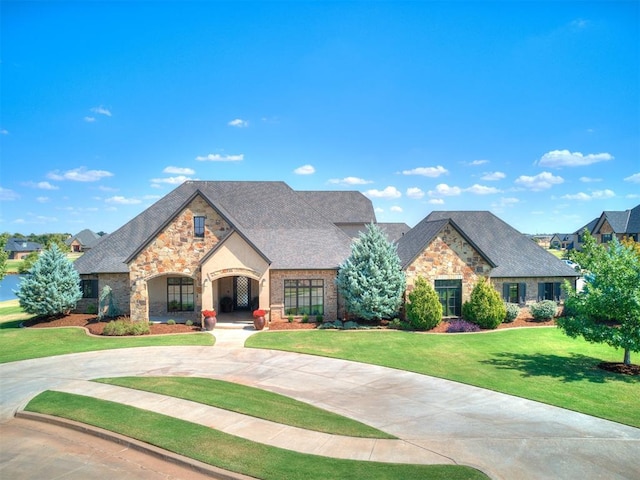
<box><xmin>1</xmin><ymin>1</ymin><xmax>638</xmax><ymax>236</ymax></box>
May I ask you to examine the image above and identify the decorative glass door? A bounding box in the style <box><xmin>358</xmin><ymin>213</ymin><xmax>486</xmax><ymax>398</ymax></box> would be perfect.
<box><xmin>233</xmin><ymin>276</ymin><xmax>251</xmax><ymax>310</ymax></box>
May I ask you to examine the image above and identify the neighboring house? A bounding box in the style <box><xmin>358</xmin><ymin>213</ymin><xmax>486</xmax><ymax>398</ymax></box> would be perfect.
<box><xmin>4</xmin><ymin>238</ymin><xmax>43</xmax><ymax>260</ymax></box>
<box><xmin>571</xmin><ymin>204</ymin><xmax>640</xmax><ymax>250</ymax></box>
<box><xmin>73</xmin><ymin>181</ymin><xmax>579</xmax><ymax>321</ymax></box>
<box><xmin>397</xmin><ymin>211</ymin><xmax>580</xmax><ymax>315</ymax></box>
<box><xmin>66</xmin><ymin>229</ymin><xmax>102</xmax><ymax>252</ymax></box>
<box><xmin>549</xmin><ymin>233</ymin><xmax>573</xmax><ymax>250</ymax></box>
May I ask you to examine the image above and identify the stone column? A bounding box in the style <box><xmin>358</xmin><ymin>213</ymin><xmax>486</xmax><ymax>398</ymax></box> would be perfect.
<box><xmin>130</xmin><ymin>277</ymin><xmax>149</xmax><ymax>323</ymax></box>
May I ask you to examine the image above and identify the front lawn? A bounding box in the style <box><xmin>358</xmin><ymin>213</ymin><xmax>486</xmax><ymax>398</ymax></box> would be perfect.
<box><xmin>247</xmin><ymin>329</ymin><xmax>640</xmax><ymax>428</ymax></box>
<box><xmin>26</xmin><ymin>391</ymin><xmax>487</xmax><ymax>480</ymax></box>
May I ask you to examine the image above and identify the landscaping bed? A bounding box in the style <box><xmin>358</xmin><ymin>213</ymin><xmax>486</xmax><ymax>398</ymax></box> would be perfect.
<box><xmin>24</xmin><ymin>314</ymin><xmax>200</xmax><ymax>335</ymax></box>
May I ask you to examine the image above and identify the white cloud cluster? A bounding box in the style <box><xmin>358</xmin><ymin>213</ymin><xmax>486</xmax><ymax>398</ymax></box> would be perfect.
<box><xmin>91</xmin><ymin>106</ymin><xmax>112</xmax><ymax>117</ymax></box>
<box><xmin>406</xmin><ymin>187</ymin><xmax>424</xmax><ymax>199</ymax></box>
<box><xmin>537</xmin><ymin>149</ymin><xmax>613</xmax><ymax>168</ymax></box>
<box><xmin>515</xmin><ymin>171</ymin><xmax>564</xmax><ymax>191</ymax></box>
<box><xmin>150</xmin><ymin>175</ymin><xmax>192</xmax><ymax>186</ymax></box>
<box><xmin>47</xmin><ymin>167</ymin><xmax>114</xmax><ymax>182</ymax></box>
<box><xmin>164</xmin><ymin>166</ymin><xmax>195</xmax><ymax>175</ymax></box>
<box><xmin>624</xmin><ymin>173</ymin><xmax>640</xmax><ymax>183</ymax></box>
<box><xmin>294</xmin><ymin>164</ymin><xmax>315</xmax><ymax>175</ymax></box>
<box><xmin>481</xmin><ymin>171</ymin><xmax>505</xmax><ymax>181</ymax></box>
<box><xmin>562</xmin><ymin>189</ymin><xmax>615</xmax><ymax>201</ymax></box>
<box><xmin>195</xmin><ymin>153</ymin><xmax>244</xmax><ymax>162</ymax></box>
<box><xmin>365</xmin><ymin>186</ymin><xmax>402</xmax><ymax>199</ymax></box>
<box><xmin>0</xmin><ymin>187</ymin><xmax>19</xmax><ymax>201</ymax></box>
<box><xmin>23</xmin><ymin>181</ymin><xmax>59</xmax><ymax>190</ymax></box>
<box><xmin>401</xmin><ymin>166</ymin><xmax>448</xmax><ymax>177</ymax></box>
<box><xmin>328</xmin><ymin>176</ymin><xmax>372</xmax><ymax>185</ymax></box>
<box><xmin>228</xmin><ymin>118</ymin><xmax>249</xmax><ymax>128</ymax></box>
<box><xmin>428</xmin><ymin>183</ymin><xmax>500</xmax><ymax>197</ymax></box>
<box><xmin>105</xmin><ymin>196</ymin><xmax>142</xmax><ymax>205</ymax></box>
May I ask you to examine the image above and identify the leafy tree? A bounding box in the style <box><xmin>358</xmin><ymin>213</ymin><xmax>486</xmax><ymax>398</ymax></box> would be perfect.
<box><xmin>462</xmin><ymin>277</ymin><xmax>506</xmax><ymax>329</ymax></box>
<box><xmin>0</xmin><ymin>234</ymin><xmax>8</xmax><ymax>281</ymax></box>
<box><xmin>406</xmin><ymin>277</ymin><xmax>442</xmax><ymax>330</ymax></box>
<box><xmin>336</xmin><ymin>223</ymin><xmax>405</xmax><ymax>321</ymax></box>
<box><xmin>558</xmin><ymin>232</ymin><xmax>640</xmax><ymax>365</ymax></box>
<box><xmin>621</xmin><ymin>236</ymin><xmax>640</xmax><ymax>260</ymax></box>
<box><xmin>16</xmin><ymin>244</ymin><xmax>82</xmax><ymax>316</ymax></box>
<box><xmin>18</xmin><ymin>251</ymin><xmax>40</xmax><ymax>274</ymax></box>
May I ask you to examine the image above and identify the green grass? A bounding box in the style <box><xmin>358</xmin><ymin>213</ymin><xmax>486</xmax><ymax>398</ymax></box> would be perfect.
<box><xmin>247</xmin><ymin>329</ymin><xmax>640</xmax><ymax>428</ymax></box>
<box><xmin>96</xmin><ymin>376</ymin><xmax>393</xmax><ymax>438</ymax></box>
<box><xmin>26</xmin><ymin>391</ymin><xmax>487</xmax><ymax>480</ymax></box>
<box><xmin>5</xmin><ymin>259</ymin><xmax>22</xmax><ymax>274</ymax></box>
<box><xmin>0</xmin><ymin>299</ymin><xmax>24</xmax><ymax>318</ymax></box>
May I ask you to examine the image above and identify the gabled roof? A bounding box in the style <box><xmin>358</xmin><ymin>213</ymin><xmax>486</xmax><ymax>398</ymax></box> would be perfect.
<box><xmin>592</xmin><ymin>204</ymin><xmax>640</xmax><ymax>235</ymax></box>
<box><xmin>378</xmin><ymin>223</ymin><xmax>411</xmax><ymax>243</ymax></box>
<box><xmin>574</xmin><ymin>217</ymin><xmax>599</xmax><ymax>235</ymax></box>
<box><xmin>4</xmin><ymin>238</ymin><xmax>42</xmax><ymax>253</ymax></box>
<box><xmin>74</xmin><ymin>181</ymin><xmax>356</xmax><ymax>274</ymax></box>
<box><xmin>66</xmin><ymin>229</ymin><xmax>101</xmax><ymax>247</ymax></box>
<box><xmin>397</xmin><ymin>218</ymin><xmax>495</xmax><ymax>270</ymax></box>
<box><xmin>297</xmin><ymin>191</ymin><xmax>376</xmax><ymax>224</ymax></box>
<box><xmin>409</xmin><ymin>211</ymin><xmax>579</xmax><ymax>278</ymax></box>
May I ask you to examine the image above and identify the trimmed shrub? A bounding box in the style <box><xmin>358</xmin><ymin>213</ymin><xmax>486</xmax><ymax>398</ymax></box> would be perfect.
<box><xmin>103</xmin><ymin>319</ymin><xmax>150</xmax><ymax>336</ymax></box>
<box><xmin>529</xmin><ymin>300</ymin><xmax>557</xmax><ymax>320</ymax></box>
<box><xmin>447</xmin><ymin>319</ymin><xmax>481</xmax><ymax>333</ymax></box>
<box><xmin>167</xmin><ymin>319</ymin><xmax>176</xmax><ymax>325</ymax></box>
<box><xmin>301</xmin><ymin>314</ymin><xmax>309</xmax><ymax>324</ymax></box>
<box><xmin>504</xmin><ymin>303</ymin><xmax>520</xmax><ymax>323</ymax></box>
<box><xmin>406</xmin><ymin>277</ymin><xmax>443</xmax><ymax>331</ymax></box>
<box><xmin>462</xmin><ymin>278</ymin><xmax>506</xmax><ymax>329</ymax></box>
<box><xmin>185</xmin><ymin>320</ymin><xmax>193</xmax><ymax>327</ymax></box>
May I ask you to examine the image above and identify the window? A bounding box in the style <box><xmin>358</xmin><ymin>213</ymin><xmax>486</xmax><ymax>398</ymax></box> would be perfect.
<box><xmin>601</xmin><ymin>233</ymin><xmax>612</xmax><ymax>243</ymax></box>
<box><xmin>167</xmin><ymin>277</ymin><xmax>194</xmax><ymax>311</ymax></box>
<box><xmin>194</xmin><ymin>216</ymin><xmax>205</xmax><ymax>238</ymax></box>
<box><xmin>284</xmin><ymin>279</ymin><xmax>324</xmax><ymax>315</ymax></box>
<box><xmin>502</xmin><ymin>282</ymin><xmax>526</xmax><ymax>304</ymax></box>
<box><xmin>80</xmin><ymin>279</ymin><xmax>98</xmax><ymax>299</ymax></box>
<box><xmin>435</xmin><ymin>279</ymin><xmax>462</xmax><ymax>317</ymax></box>
<box><xmin>538</xmin><ymin>282</ymin><xmax>561</xmax><ymax>301</ymax></box>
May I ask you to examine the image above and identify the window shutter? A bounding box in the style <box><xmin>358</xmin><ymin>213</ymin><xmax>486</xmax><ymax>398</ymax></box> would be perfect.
<box><xmin>554</xmin><ymin>282</ymin><xmax>561</xmax><ymax>301</ymax></box>
<box><xmin>537</xmin><ymin>283</ymin><xmax>544</xmax><ymax>301</ymax></box>
<box><xmin>519</xmin><ymin>283</ymin><xmax>527</xmax><ymax>303</ymax></box>
<box><xmin>502</xmin><ymin>283</ymin><xmax>510</xmax><ymax>301</ymax></box>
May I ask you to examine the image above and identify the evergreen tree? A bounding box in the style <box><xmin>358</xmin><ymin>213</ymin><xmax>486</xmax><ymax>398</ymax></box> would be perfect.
<box><xmin>336</xmin><ymin>223</ymin><xmax>405</xmax><ymax>320</ymax></box>
<box><xmin>406</xmin><ymin>276</ymin><xmax>442</xmax><ymax>330</ymax></box>
<box><xmin>16</xmin><ymin>244</ymin><xmax>82</xmax><ymax>316</ymax></box>
<box><xmin>0</xmin><ymin>234</ymin><xmax>8</xmax><ymax>281</ymax></box>
<box><xmin>462</xmin><ymin>277</ymin><xmax>506</xmax><ymax>329</ymax></box>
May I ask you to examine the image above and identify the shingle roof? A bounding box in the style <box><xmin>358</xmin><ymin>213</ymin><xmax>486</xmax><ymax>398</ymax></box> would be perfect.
<box><xmin>595</xmin><ymin>204</ymin><xmax>640</xmax><ymax>235</ymax></box>
<box><xmin>574</xmin><ymin>217</ymin><xmax>599</xmax><ymax>235</ymax></box>
<box><xmin>74</xmin><ymin>181</ymin><xmax>355</xmax><ymax>274</ymax></box>
<box><xmin>66</xmin><ymin>229</ymin><xmax>101</xmax><ymax>247</ymax></box>
<box><xmin>627</xmin><ymin>204</ymin><xmax>640</xmax><ymax>234</ymax></box>
<box><xmin>4</xmin><ymin>238</ymin><xmax>42</xmax><ymax>253</ymax></box>
<box><xmin>377</xmin><ymin>223</ymin><xmax>411</xmax><ymax>243</ymax></box>
<box><xmin>403</xmin><ymin>211</ymin><xmax>579</xmax><ymax>278</ymax></box>
<box><xmin>297</xmin><ymin>191</ymin><xmax>376</xmax><ymax>224</ymax></box>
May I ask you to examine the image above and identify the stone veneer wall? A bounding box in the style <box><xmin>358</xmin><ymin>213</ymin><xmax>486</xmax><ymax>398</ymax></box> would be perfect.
<box><xmin>128</xmin><ymin>196</ymin><xmax>231</xmax><ymax>322</ymax></box>
<box><xmin>75</xmin><ymin>273</ymin><xmax>130</xmax><ymax>315</ymax></box>
<box><xmin>404</xmin><ymin>224</ymin><xmax>492</xmax><ymax>303</ymax></box>
<box><xmin>269</xmin><ymin>269</ymin><xmax>339</xmax><ymax>321</ymax></box>
<box><xmin>491</xmin><ymin>276</ymin><xmax>576</xmax><ymax>304</ymax></box>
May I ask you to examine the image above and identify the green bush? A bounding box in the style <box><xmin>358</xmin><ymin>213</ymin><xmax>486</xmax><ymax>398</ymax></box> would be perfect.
<box><xmin>167</xmin><ymin>319</ymin><xmax>176</xmax><ymax>325</ymax></box>
<box><xmin>301</xmin><ymin>314</ymin><xmax>309</xmax><ymax>324</ymax></box>
<box><xmin>405</xmin><ymin>277</ymin><xmax>442</xmax><ymax>331</ymax></box>
<box><xmin>504</xmin><ymin>303</ymin><xmax>520</xmax><ymax>323</ymax></box>
<box><xmin>462</xmin><ymin>278</ymin><xmax>506</xmax><ymax>329</ymax></box>
<box><xmin>185</xmin><ymin>320</ymin><xmax>193</xmax><ymax>326</ymax></box>
<box><xmin>287</xmin><ymin>315</ymin><xmax>294</xmax><ymax>323</ymax></box>
<box><xmin>529</xmin><ymin>300</ymin><xmax>557</xmax><ymax>320</ymax></box>
<box><xmin>86</xmin><ymin>303</ymin><xmax>98</xmax><ymax>315</ymax></box>
<box><xmin>315</xmin><ymin>315</ymin><xmax>323</xmax><ymax>323</ymax></box>
<box><xmin>103</xmin><ymin>319</ymin><xmax>150</xmax><ymax>336</ymax></box>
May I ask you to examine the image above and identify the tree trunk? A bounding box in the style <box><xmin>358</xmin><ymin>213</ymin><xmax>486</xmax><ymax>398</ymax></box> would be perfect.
<box><xmin>623</xmin><ymin>348</ymin><xmax>631</xmax><ymax>365</ymax></box>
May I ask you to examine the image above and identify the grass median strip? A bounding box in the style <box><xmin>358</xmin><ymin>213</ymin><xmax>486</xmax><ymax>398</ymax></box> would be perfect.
<box><xmin>25</xmin><ymin>391</ymin><xmax>488</xmax><ymax>480</ymax></box>
<box><xmin>95</xmin><ymin>376</ymin><xmax>393</xmax><ymax>438</ymax></box>
<box><xmin>247</xmin><ymin>328</ymin><xmax>640</xmax><ymax>428</ymax></box>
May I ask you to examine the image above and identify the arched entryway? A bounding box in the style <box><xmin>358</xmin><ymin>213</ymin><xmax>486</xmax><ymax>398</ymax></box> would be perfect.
<box><xmin>216</xmin><ymin>275</ymin><xmax>259</xmax><ymax>313</ymax></box>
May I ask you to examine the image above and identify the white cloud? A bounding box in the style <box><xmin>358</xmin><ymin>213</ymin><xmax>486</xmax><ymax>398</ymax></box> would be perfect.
<box><xmin>406</xmin><ymin>187</ymin><xmax>424</xmax><ymax>199</ymax></box>
<box><xmin>515</xmin><ymin>171</ymin><xmax>564</xmax><ymax>191</ymax></box>
<box><xmin>401</xmin><ymin>166</ymin><xmax>448</xmax><ymax>177</ymax></box>
<box><xmin>580</xmin><ymin>176</ymin><xmax>602</xmax><ymax>183</ymax></box>
<box><xmin>492</xmin><ymin>197</ymin><xmax>520</xmax><ymax>208</ymax></box>
<box><xmin>195</xmin><ymin>153</ymin><xmax>244</xmax><ymax>162</ymax></box>
<box><xmin>624</xmin><ymin>173</ymin><xmax>640</xmax><ymax>183</ymax></box>
<box><xmin>537</xmin><ymin>149</ymin><xmax>613</xmax><ymax>168</ymax></box>
<box><xmin>84</xmin><ymin>116</ymin><xmax>96</xmax><ymax>123</ymax></box>
<box><xmin>98</xmin><ymin>185</ymin><xmax>118</xmax><ymax>192</ymax></box>
<box><xmin>374</xmin><ymin>207</ymin><xmax>384</xmax><ymax>214</ymax></box>
<box><xmin>465</xmin><ymin>184</ymin><xmax>500</xmax><ymax>195</ymax></box>
<box><xmin>150</xmin><ymin>175</ymin><xmax>191</xmax><ymax>186</ymax></box>
<box><xmin>561</xmin><ymin>189</ymin><xmax>615</xmax><ymax>201</ymax></box>
<box><xmin>23</xmin><ymin>181</ymin><xmax>59</xmax><ymax>190</ymax></box>
<box><xmin>470</xmin><ymin>160</ymin><xmax>489</xmax><ymax>166</ymax></box>
<box><xmin>0</xmin><ymin>187</ymin><xmax>19</xmax><ymax>201</ymax></box>
<box><xmin>626</xmin><ymin>193</ymin><xmax>640</xmax><ymax>199</ymax></box>
<box><xmin>294</xmin><ymin>164</ymin><xmax>316</xmax><ymax>175</ymax></box>
<box><xmin>105</xmin><ymin>196</ymin><xmax>142</xmax><ymax>205</ymax></box>
<box><xmin>228</xmin><ymin>118</ymin><xmax>249</xmax><ymax>128</ymax></box>
<box><xmin>481</xmin><ymin>171</ymin><xmax>505</xmax><ymax>181</ymax></box>
<box><xmin>390</xmin><ymin>206</ymin><xmax>403</xmax><ymax>213</ymax></box>
<box><xmin>365</xmin><ymin>186</ymin><xmax>402</xmax><ymax>199</ymax></box>
<box><xmin>36</xmin><ymin>196</ymin><xmax>50</xmax><ymax>203</ymax></box>
<box><xmin>90</xmin><ymin>106</ymin><xmax>112</xmax><ymax>117</ymax></box>
<box><xmin>428</xmin><ymin>198</ymin><xmax>445</xmax><ymax>205</ymax></box>
<box><xmin>47</xmin><ymin>167</ymin><xmax>114</xmax><ymax>182</ymax></box>
<box><xmin>164</xmin><ymin>166</ymin><xmax>195</xmax><ymax>175</ymax></box>
<box><xmin>328</xmin><ymin>176</ymin><xmax>373</xmax><ymax>185</ymax></box>
<box><xmin>428</xmin><ymin>183</ymin><xmax>462</xmax><ymax>197</ymax></box>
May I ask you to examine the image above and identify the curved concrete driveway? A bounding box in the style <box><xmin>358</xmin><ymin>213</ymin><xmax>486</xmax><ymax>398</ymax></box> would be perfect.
<box><xmin>1</xmin><ymin>342</ymin><xmax>639</xmax><ymax>480</ymax></box>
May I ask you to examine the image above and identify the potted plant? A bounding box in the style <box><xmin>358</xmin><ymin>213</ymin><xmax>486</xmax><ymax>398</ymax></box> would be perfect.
<box><xmin>252</xmin><ymin>309</ymin><xmax>267</xmax><ymax>330</ymax></box>
<box><xmin>220</xmin><ymin>296</ymin><xmax>233</xmax><ymax>313</ymax></box>
<box><xmin>202</xmin><ymin>309</ymin><xmax>217</xmax><ymax>331</ymax></box>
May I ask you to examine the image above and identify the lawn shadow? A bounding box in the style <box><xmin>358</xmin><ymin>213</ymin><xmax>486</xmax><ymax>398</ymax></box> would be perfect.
<box><xmin>481</xmin><ymin>352</ymin><xmax>638</xmax><ymax>384</ymax></box>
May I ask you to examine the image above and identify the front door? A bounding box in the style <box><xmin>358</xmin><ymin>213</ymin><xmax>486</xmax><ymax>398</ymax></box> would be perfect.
<box><xmin>233</xmin><ymin>276</ymin><xmax>251</xmax><ymax>311</ymax></box>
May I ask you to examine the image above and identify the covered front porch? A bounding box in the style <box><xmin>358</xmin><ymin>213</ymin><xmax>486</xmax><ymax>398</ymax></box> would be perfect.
<box><xmin>149</xmin><ymin>310</ymin><xmax>259</xmax><ymax>329</ymax></box>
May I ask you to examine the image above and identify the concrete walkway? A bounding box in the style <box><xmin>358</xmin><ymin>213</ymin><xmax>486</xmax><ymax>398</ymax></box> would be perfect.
<box><xmin>1</xmin><ymin>328</ymin><xmax>639</xmax><ymax>480</ymax></box>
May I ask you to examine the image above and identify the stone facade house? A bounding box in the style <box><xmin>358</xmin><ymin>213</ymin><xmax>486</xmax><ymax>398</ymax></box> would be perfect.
<box><xmin>397</xmin><ymin>211</ymin><xmax>579</xmax><ymax>315</ymax></box>
<box><xmin>571</xmin><ymin>204</ymin><xmax>639</xmax><ymax>251</ymax></box>
<box><xmin>4</xmin><ymin>238</ymin><xmax>42</xmax><ymax>260</ymax></box>
<box><xmin>74</xmin><ymin>181</ymin><xmax>578</xmax><ymax>321</ymax></box>
<box><xmin>66</xmin><ymin>229</ymin><xmax>102</xmax><ymax>253</ymax></box>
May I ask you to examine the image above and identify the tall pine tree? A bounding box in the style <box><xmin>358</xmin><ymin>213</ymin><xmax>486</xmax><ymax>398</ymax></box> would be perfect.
<box><xmin>17</xmin><ymin>244</ymin><xmax>82</xmax><ymax>316</ymax></box>
<box><xmin>336</xmin><ymin>223</ymin><xmax>405</xmax><ymax>321</ymax></box>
